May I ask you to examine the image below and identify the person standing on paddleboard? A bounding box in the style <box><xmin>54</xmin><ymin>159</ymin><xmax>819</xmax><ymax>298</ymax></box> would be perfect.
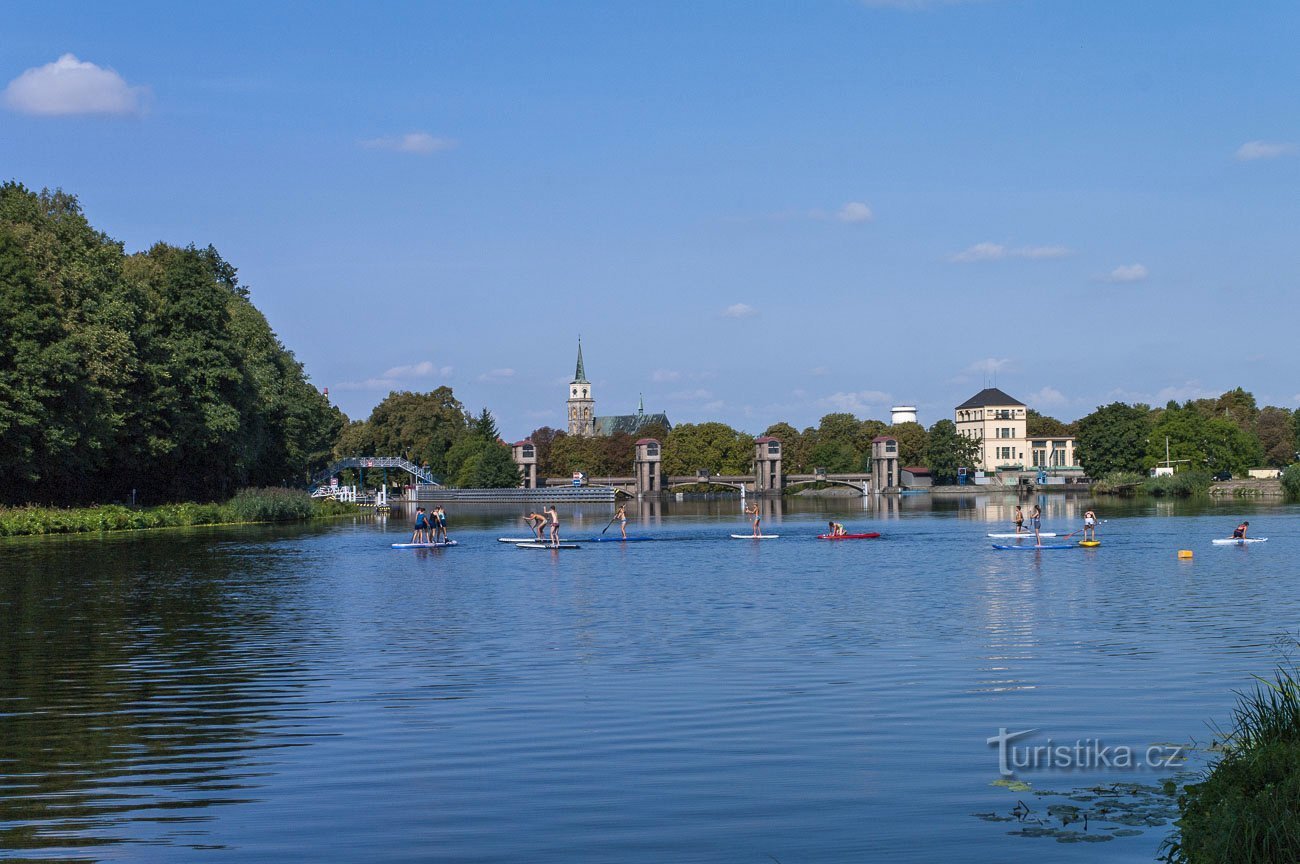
<box><xmin>546</xmin><ymin>506</ymin><xmax>561</xmax><ymax>547</ymax></box>
<box><xmin>412</xmin><ymin>508</ymin><xmax>429</xmax><ymax>544</ymax></box>
<box><xmin>1232</xmin><ymin>520</ymin><xmax>1249</xmax><ymax>539</ymax></box>
<box><xmin>434</xmin><ymin>506</ymin><xmax>449</xmax><ymax>543</ymax></box>
<box><xmin>1030</xmin><ymin>504</ymin><xmax>1042</xmax><ymax>544</ymax></box>
<box><xmin>745</xmin><ymin>502</ymin><xmax>761</xmax><ymax>537</ymax></box>
<box><xmin>1083</xmin><ymin>510</ymin><xmax>1097</xmax><ymax>541</ymax></box>
<box><xmin>524</xmin><ymin>511</ymin><xmax>547</xmax><ymax>541</ymax></box>
<box><xmin>1013</xmin><ymin>505</ymin><xmax>1025</xmax><ymax>535</ymax></box>
<box><xmin>615</xmin><ymin>504</ymin><xmax>628</xmax><ymax>539</ymax></box>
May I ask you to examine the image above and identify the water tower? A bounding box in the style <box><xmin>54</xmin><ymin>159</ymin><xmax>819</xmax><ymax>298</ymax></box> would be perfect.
<box><xmin>891</xmin><ymin>405</ymin><xmax>918</xmax><ymax>425</ymax></box>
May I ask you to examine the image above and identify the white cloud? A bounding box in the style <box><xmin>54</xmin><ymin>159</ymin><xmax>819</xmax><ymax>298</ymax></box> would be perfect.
<box><xmin>338</xmin><ymin>360</ymin><xmax>451</xmax><ymax>391</ymax></box>
<box><xmin>722</xmin><ymin>303</ymin><xmax>757</xmax><ymax>319</ymax></box>
<box><xmin>1028</xmin><ymin>386</ymin><xmax>1067</xmax><ymax>407</ymax></box>
<box><xmin>1107</xmin><ymin>381</ymin><xmax>1216</xmax><ymax>406</ymax></box>
<box><xmin>3</xmin><ymin>54</ymin><xmax>147</xmax><ymax>116</ymax></box>
<box><xmin>667</xmin><ymin>388</ymin><xmax>715</xmax><ymax>402</ymax></box>
<box><xmin>1103</xmin><ymin>263</ymin><xmax>1149</xmax><ymax>283</ymax></box>
<box><xmin>819</xmin><ymin>390</ymin><xmax>893</xmax><ymax>415</ymax></box>
<box><xmin>967</xmin><ymin>357</ymin><xmax>1015</xmax><ymax>377</ymax></box>
<box><xmin>950</xmin><ymin>242</ymin><xmax>1071</xmax><ymax>263</ymax></box>
<box><xmin>477</xmin><ymin>368</ymin><xmax>515</xmax><ymax>382</ymax></box>
<box><xmin>651</xmin><ymin>369</ymin><xmax>682</xmax><ymax>383</ymax></box>
<box><xmin>361</xmin><ymin>132</ymin><xmax>457</xmax><ymax>155</ymax></box>
<box><xmin>1235</xmin><ymin>140</ymin><xmax>1296</xmax><ymax>161</ymax></box>
<box><xmin>836</xmin><ymin>201</ymin><xmax>874</xmax><ymax>223</ymax></box>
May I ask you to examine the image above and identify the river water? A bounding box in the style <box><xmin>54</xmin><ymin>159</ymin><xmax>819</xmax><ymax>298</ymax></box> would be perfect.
<box><xmin>2</xmin><ymin>494</ymin><xmax>1296</xmax><ymax>862</ymax></box>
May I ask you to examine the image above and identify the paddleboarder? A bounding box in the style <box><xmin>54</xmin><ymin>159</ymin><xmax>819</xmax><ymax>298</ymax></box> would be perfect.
<box><xmin>745</xmin><ymin>502</ymin><xmax>761</xmax><ymax>537</ymax></box>
<box><xmin>546</xmin><ymin>505</ymin><xmax>561</xmax><ymax>547</ymax></box>
<box><xmin>1232</xmin><ymin>520</ymin><xmax>1249</xmax><ymax>539</ymax></box>
<box><xmin>1030</xmin><ymin>504</ymin><xmax>1042</xmax><ymax>544</ymax></box>
<box><xmin>432</xmin><ymin>506</ymin><xmax>449</xmax><ymax>543</ymax></box>
<box><xmin>1013</xmin><ymin>505</ymin><xmax>1025</xmax><ymax>535</ymax></box>
<box><xmin>1083</xmin><ymin>510</ymin><xmax>1098</xmax><ymax>541</ymax></box>
<box><xmin>524</xmin><ymin>511</ymin><xmax>547</xmax><ymax>541</ymax></box>
<box><xmin>412</xmin><ymin>507</ymin><xmax>429</xmax><ymax>544</ymax></box>
<box><xmin>614</xmin><ymin>504</ymin><xmax>628</xmax><ymax>539</ymax></box>
<box><xmin>827</xmin><ymin>521</ymin><xmax>846</xmax><ymax>537</ymax></box>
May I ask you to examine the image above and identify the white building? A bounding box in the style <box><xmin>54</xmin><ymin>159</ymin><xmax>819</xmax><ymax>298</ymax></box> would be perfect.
<box><xmin>954</xmin><ymin>388</ymin><xmax>1077</xmax><ymax>476</ymax></box>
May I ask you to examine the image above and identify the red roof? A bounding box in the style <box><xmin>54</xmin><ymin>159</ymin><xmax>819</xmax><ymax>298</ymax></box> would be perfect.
<box><xmin>635</xmin><ymin>437</ymin><xmax>660</xmax><ymax>445</ymax></box>
<box><xmin>754</xmin><ymin>435</ymin><xmax>780</xmax><ymax>443</ymax></box>
<box><xmin>902</xmin><ymin>466</ymin><xmax>931</xmax><ymax>474</ymax></box>
<box><xmin>872</xmin><ymin>435</ymin><xmax>898</xmax><ymax>443</ymax></box>
<box><xmin>511</xmin><ymin>439</ymin><xmax>534</xmax><ymax>447</ymax></box>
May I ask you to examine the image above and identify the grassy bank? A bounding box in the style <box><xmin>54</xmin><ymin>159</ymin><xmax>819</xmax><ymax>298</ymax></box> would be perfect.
<box><xmin>1162</xmin><ymin>661</ymin><xmax>1300</xmax><ymax>862</ymax></box>
<box><xmin>1092</xmin><ymin>470</ymin><xmax>1212</xmax><ymax>497</ymax></box>
<box><xmin>0</xmin><ymin>488</ymin><xmax>357</xmax><ymax>538</ymax></box>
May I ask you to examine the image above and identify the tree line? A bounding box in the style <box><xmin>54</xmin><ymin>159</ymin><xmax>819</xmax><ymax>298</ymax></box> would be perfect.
<box><xmin>0</xmin><ymin>184</ymin><xmax>343</xmax><ymax>506</ymax></box>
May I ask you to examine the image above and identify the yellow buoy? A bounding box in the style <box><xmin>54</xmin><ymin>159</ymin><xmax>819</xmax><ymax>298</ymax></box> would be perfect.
<box><xmin>1178</xmin><ymin>550</ymin><xmax>1193</xmax><ymax>559</ymax></box>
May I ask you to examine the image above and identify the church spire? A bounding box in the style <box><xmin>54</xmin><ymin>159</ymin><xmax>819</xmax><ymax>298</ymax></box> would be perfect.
<box><xmin>638</xmin><ymin>393</ymin><xmax>644</xmax><ymax>415</ymax></box>
<box><xmin>573</xmin><ymin>338</ymin><xmax>588</xmax><ymax>383</ymax></box>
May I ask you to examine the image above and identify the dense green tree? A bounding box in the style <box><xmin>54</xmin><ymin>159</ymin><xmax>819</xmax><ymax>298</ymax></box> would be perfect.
<box><xmin>1146</xmin><ymin>401</ymin><xmax>1264</xmax><ymax>477</ymax></box>
<box><xmin>662</xmin><ymin>422</ymin><xmax>754</xmax><ymax>476</ymax></box>
<box><xmin>1256</xmin><ymin>407</ymin><xmax>1297</xmax><ymax>468</ymax></box>
<box><xmin>1026</xmin><ymin>409</ymin><xmax>1072</xmax><ymax>437</ymax></box>
<box><xmin>890</xmin><ymin>421</ymin><xmax>928</xmax><ymax>468</ymax></box>
<box><xmin>925</xmin><ymin>419</ymin><xmax>983</xmax><ymax>484</ymax></box>
<box><xmin>358</xmin><ymin>387</ymin><xmax>470</xmax><ymax>479</ymax></box>
<box><xmin>1189</xmin><ymin>387</ymin><xmax>1259</xmax><ymax>432</ymax></box>
<box><xmin>1075</xmin><ymin>402</ymin><xmax>1154</xmax><ymax>477</ymax></box>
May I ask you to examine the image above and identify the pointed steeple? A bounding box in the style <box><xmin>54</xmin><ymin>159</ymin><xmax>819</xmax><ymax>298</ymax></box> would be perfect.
<box><xmin>573</xmin><ymin>338</ymin><xmax>588</xmax><ymax>383</ymax></box>
<box><xmin>638</xmin><ymin>393</ymin><xmax>645</xmax><ymax>415</ymax></box>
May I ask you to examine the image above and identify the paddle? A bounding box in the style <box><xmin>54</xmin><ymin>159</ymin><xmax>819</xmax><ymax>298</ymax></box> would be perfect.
<box><xmin>600</xmin><ymin>511</ymin><xmax>619</xmax><ymax>535</ymax></box>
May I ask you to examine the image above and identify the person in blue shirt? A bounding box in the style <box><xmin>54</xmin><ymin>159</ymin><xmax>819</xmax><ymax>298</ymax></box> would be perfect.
<box><xmin>412</xmin><ymin>508</ymin><xmax>429</xmax><ymax>543</ymax></box>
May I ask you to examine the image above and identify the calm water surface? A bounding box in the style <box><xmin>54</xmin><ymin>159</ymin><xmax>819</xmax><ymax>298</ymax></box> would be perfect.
<box><xmin>3</xmin><ymin>494</ymin><xmax>1298</xmax><ymax>862</ymax></box>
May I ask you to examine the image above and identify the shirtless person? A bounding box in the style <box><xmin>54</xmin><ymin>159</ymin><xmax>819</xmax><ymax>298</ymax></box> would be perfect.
<box><xmin>745</xmin><ymin>502</ymin><xmax>761</xmax><ymax>537</ymax></box>
<box><xmin>524</xmin><ymin>511</ymin><xmax>547</xmax><ymax>542</ymax></box>
<box><xmin>545</xmin><ymin>505</ymin><xmax>561</xmax><ymax>546</ymax></box>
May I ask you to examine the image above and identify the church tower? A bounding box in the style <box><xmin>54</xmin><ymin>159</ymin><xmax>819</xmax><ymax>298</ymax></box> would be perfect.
<box><xmin>566</xmin><ymin>339</ymin><xmax>596</xmax><ymax>436</ymax></box>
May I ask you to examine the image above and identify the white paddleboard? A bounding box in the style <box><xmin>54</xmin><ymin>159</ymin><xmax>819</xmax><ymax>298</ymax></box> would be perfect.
<box><xmin>391</xmin><ymin>541</ymin><xmax>458</xmax><ymax>548</ymax></box>
<box><xmin>498</xmin><ymin>537</ymin><xmax>543</xmax><ymax>543</ymax></box>
<box><xmin>988</xmin><ymin>532</ymin><xmax>1057</xmax><ymax>538</ymax></box>
<box><xmin>515</xmin><ymin>542</ymin><xmax>581</xmax><ymax>549</ymax></box>
<box><xmin>1212</xmin><ymin>537</ymin><xmax>1268</xmax><ymax>545</ymax></box>
<box><xmin>731</xmin><ymin>534</ymin><xmax>779</xmax><ymax>539</ymax></box>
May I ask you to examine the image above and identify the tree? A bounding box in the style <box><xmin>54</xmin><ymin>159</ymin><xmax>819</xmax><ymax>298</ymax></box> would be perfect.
<box><xmin>359</xmin><ymin>387</ymin><xmax>471</xmax><ymax>478</ymax></box>
<box><xmin>1074</xmin><ymin>402</ymin><xmax>1154</xmax><ymax>477</ymax></box>
<box><xmin>890</xmin><ymin>421</ymin><xmax>928</xmax><ymax>468</ymax></box>
<box><xmin>1026</xmin><ymin>409</ymin><xmax>1072</xmax><ymax>437</ymax></box>
<box><xmin>662</xmin><ymin>422</ymin><xmax>754</xmax><ymax>476</ymax></box>
<box><xmin>1145</xmin><ymin>402</ymin><xmax>1264</xmax><ymax>477</ymax></box>
<box><xmin>1255</xmin><ymin>407</ymin><xmax>1297</xmax><ymax>468</ymax></box>
<box><xmin>925</xmin><ymin>419</ymin><xmax>982</xmax><ymax>484</ymax></box>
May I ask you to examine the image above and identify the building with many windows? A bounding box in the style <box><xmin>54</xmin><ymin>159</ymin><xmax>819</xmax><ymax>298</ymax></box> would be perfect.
<box><xmin>954</xmin><ymin>388</ymin><xmax>1078</xmax><ymax>480</ymax></box>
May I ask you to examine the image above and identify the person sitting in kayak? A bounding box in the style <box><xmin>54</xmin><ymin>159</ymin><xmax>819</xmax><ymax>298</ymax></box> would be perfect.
<box><xmin>827</xmin><ymin>521</ymin><xmax>846</xmax><ymax>537</ymax></box>
<box><xmin>1232</xmin><ymin>521</ymin><xmax>1249</xmax><ymax>539</ymax></box>
<box><xmin>1083</xmin><ymin>510</ymin><xmax>1097</xmax><ymax>541</ymax></box>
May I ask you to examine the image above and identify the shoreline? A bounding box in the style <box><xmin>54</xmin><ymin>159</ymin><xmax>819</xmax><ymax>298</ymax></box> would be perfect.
<box><xmin>0</xmin><ymin>496</ymin><xmax>360</xmax><ymax>539</ymax></box>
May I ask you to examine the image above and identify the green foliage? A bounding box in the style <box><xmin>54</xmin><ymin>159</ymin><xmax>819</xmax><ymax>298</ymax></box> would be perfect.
<box><xmin>1281</xmin><ymin>465</ymin><xmax>1300</xmax><ymax>499</ymax></box>
<box><xmin>1026</xmin><ymin>409</ymin><xmax>1072</xmax><ymax>437</ymax></box>
<box><xmin>345</xmin><ymin>387</ymin><xmax>470</xmax><ymax>479</ymax></box>
<box><xmin>1090</xmin><ymin>470</ymin><xmax>1146</xmax><ymax>493</ymax></box>
<box><xmin>0</xmin><ymin>488</ymin><xmax>352</xmax><ymax>536</ymax></box>
<box><xmin>1147</xmin><ymin>403</ymin><xmax>1264</xmax><ymax>478</ymax></box>
<box><xmin>1256</xmin><ymin>407</ymin><xmax>1297</xmax><ymax>468</ymax></box>
<box><xmin>1162</xmin><ymin>663</ymin><xmax>1300</xmax><ymax>863</ymax></box>
<box><xmin>1075</xmin><ymin>402</ymin><xmax>1154</xmax><ymax>477</ymax></box>
<box><xmin>925</xmin><ymin>419</ymin><xmax>981</xmax><ymax>484</ymax></box>
<box><xmin>1142</xmin><ymin>470</ymin><xmax>1211</xmax><ymax>497</ymax></box>
<box><xmin>890</xmin><ymin>421</ymin><xmax>928</xmax><ymax>468</ymax></box>
<box><xmin>662</xmin><ymin>422</ymin><xmax>754</xmax><ymax>476</ymax></box>
<box><xmin>0</xmin><ymin>182</ymin><xmax>338</xmax><ymax>505</ymax></box>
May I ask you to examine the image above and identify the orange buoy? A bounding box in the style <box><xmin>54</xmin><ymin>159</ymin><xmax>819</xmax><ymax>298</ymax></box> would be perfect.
<box><xmin>1178</xmin><ymin>550</ymin><xmax>1193</xmax><ymax>559</ymax></box>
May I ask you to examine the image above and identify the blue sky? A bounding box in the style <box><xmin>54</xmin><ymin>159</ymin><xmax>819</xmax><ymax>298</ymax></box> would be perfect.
<box><xmin>3</xmin><ymin>1</ymin><xmax>1297</xmax><ymax>438</ymax></box>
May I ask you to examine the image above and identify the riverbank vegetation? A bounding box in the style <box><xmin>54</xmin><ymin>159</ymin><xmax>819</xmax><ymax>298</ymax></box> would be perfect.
<box><xmin>1161</xmin><ymin>660</ymin><xmax>1300</xmax><ymax>862</ymax></box>
<box><xmin>0</xmin><ymin>488</ymin><xmax>355</xmax><ymax>538</ymax></box>
<box><xmin>1</xmin><ymin>183</ymin><xmax>343</xmax><ymax>506</ymax></box>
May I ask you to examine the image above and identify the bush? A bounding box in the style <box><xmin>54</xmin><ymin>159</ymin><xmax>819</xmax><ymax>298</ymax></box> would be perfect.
<box><xmin>225</xmin><ymin>487</ymin><xmax>317</xmax><ymax>523</ymax></box>
<box><xmin>1144</xmin><ymin>471</ymin><xmax>1211</xmax><ymax>497</ymax></box>
<box><xmin>1162</xmin><ymin>665</ymin><xmax>1300</xmax><ymax>862</ymax></box>
<box><xmin>1282</xmin><ymin>464</ymin><xmax>1300</xmax><ymax>500</ymax></box>
<box><xmin>1091</xmin><ymin>471</ymin><xmax>1145</xmax><ymax>494</ymax></box>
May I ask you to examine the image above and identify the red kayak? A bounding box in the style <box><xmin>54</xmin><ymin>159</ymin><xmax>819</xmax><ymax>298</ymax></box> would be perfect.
<box><xmin>816</xmin><ymin>532</ymin><xmax>881</xmax><ymax>540</ymax></box>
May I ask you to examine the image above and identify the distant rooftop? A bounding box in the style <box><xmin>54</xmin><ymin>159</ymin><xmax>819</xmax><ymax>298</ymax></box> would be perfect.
<box><xmin>956</xmin><ymin>387</ymin><xmax>1025</xmax><ymax>409</ymax></box>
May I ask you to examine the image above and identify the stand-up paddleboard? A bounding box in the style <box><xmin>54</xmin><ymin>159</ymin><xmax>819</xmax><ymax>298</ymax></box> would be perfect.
<box><xmin>1212</xmin><ymin>537</ymin><xmax>1268</xmax><ymax>545</ymax></box>
<box><xmin>1078</xmin><ymin>540</ymin><xmax>1101</xmax><ymax>548</ymax></box>
<box><xmin>515</xmin><ymin>542</ymin><xmax>581</xmax><ymax>549</ymax></box>
<box><xmin>731</xmin><ymin>534</ymin><xmax>779</xmax><ymax>539</ymax></box>
<box><xmin>816</xmin><ymin>532</ymin><xmax>881</xmax><ymax>540</ymax></box>
<box><xmin>391</xmin><ymin>540</ymin><xmax>458</xmax><ymax>548</ymax></box>
<box><xmin>584</xmin><ymin>536</ymin><xmax>655</xmax><ymax>542</ymax></box>
<box><xmin>988</xmin><ymin>532</ymin><xmax>1057</xmax><ymax>538</ymax></box>
<box><xmin>992</xmin><ymin>543</ymin><xmax>1077</xmax><ymax>550</ymax></box>
<box><xmin>498</xmin><ymin>537</ymin><xmax>543</xmax><ymax>543</ymax></box>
